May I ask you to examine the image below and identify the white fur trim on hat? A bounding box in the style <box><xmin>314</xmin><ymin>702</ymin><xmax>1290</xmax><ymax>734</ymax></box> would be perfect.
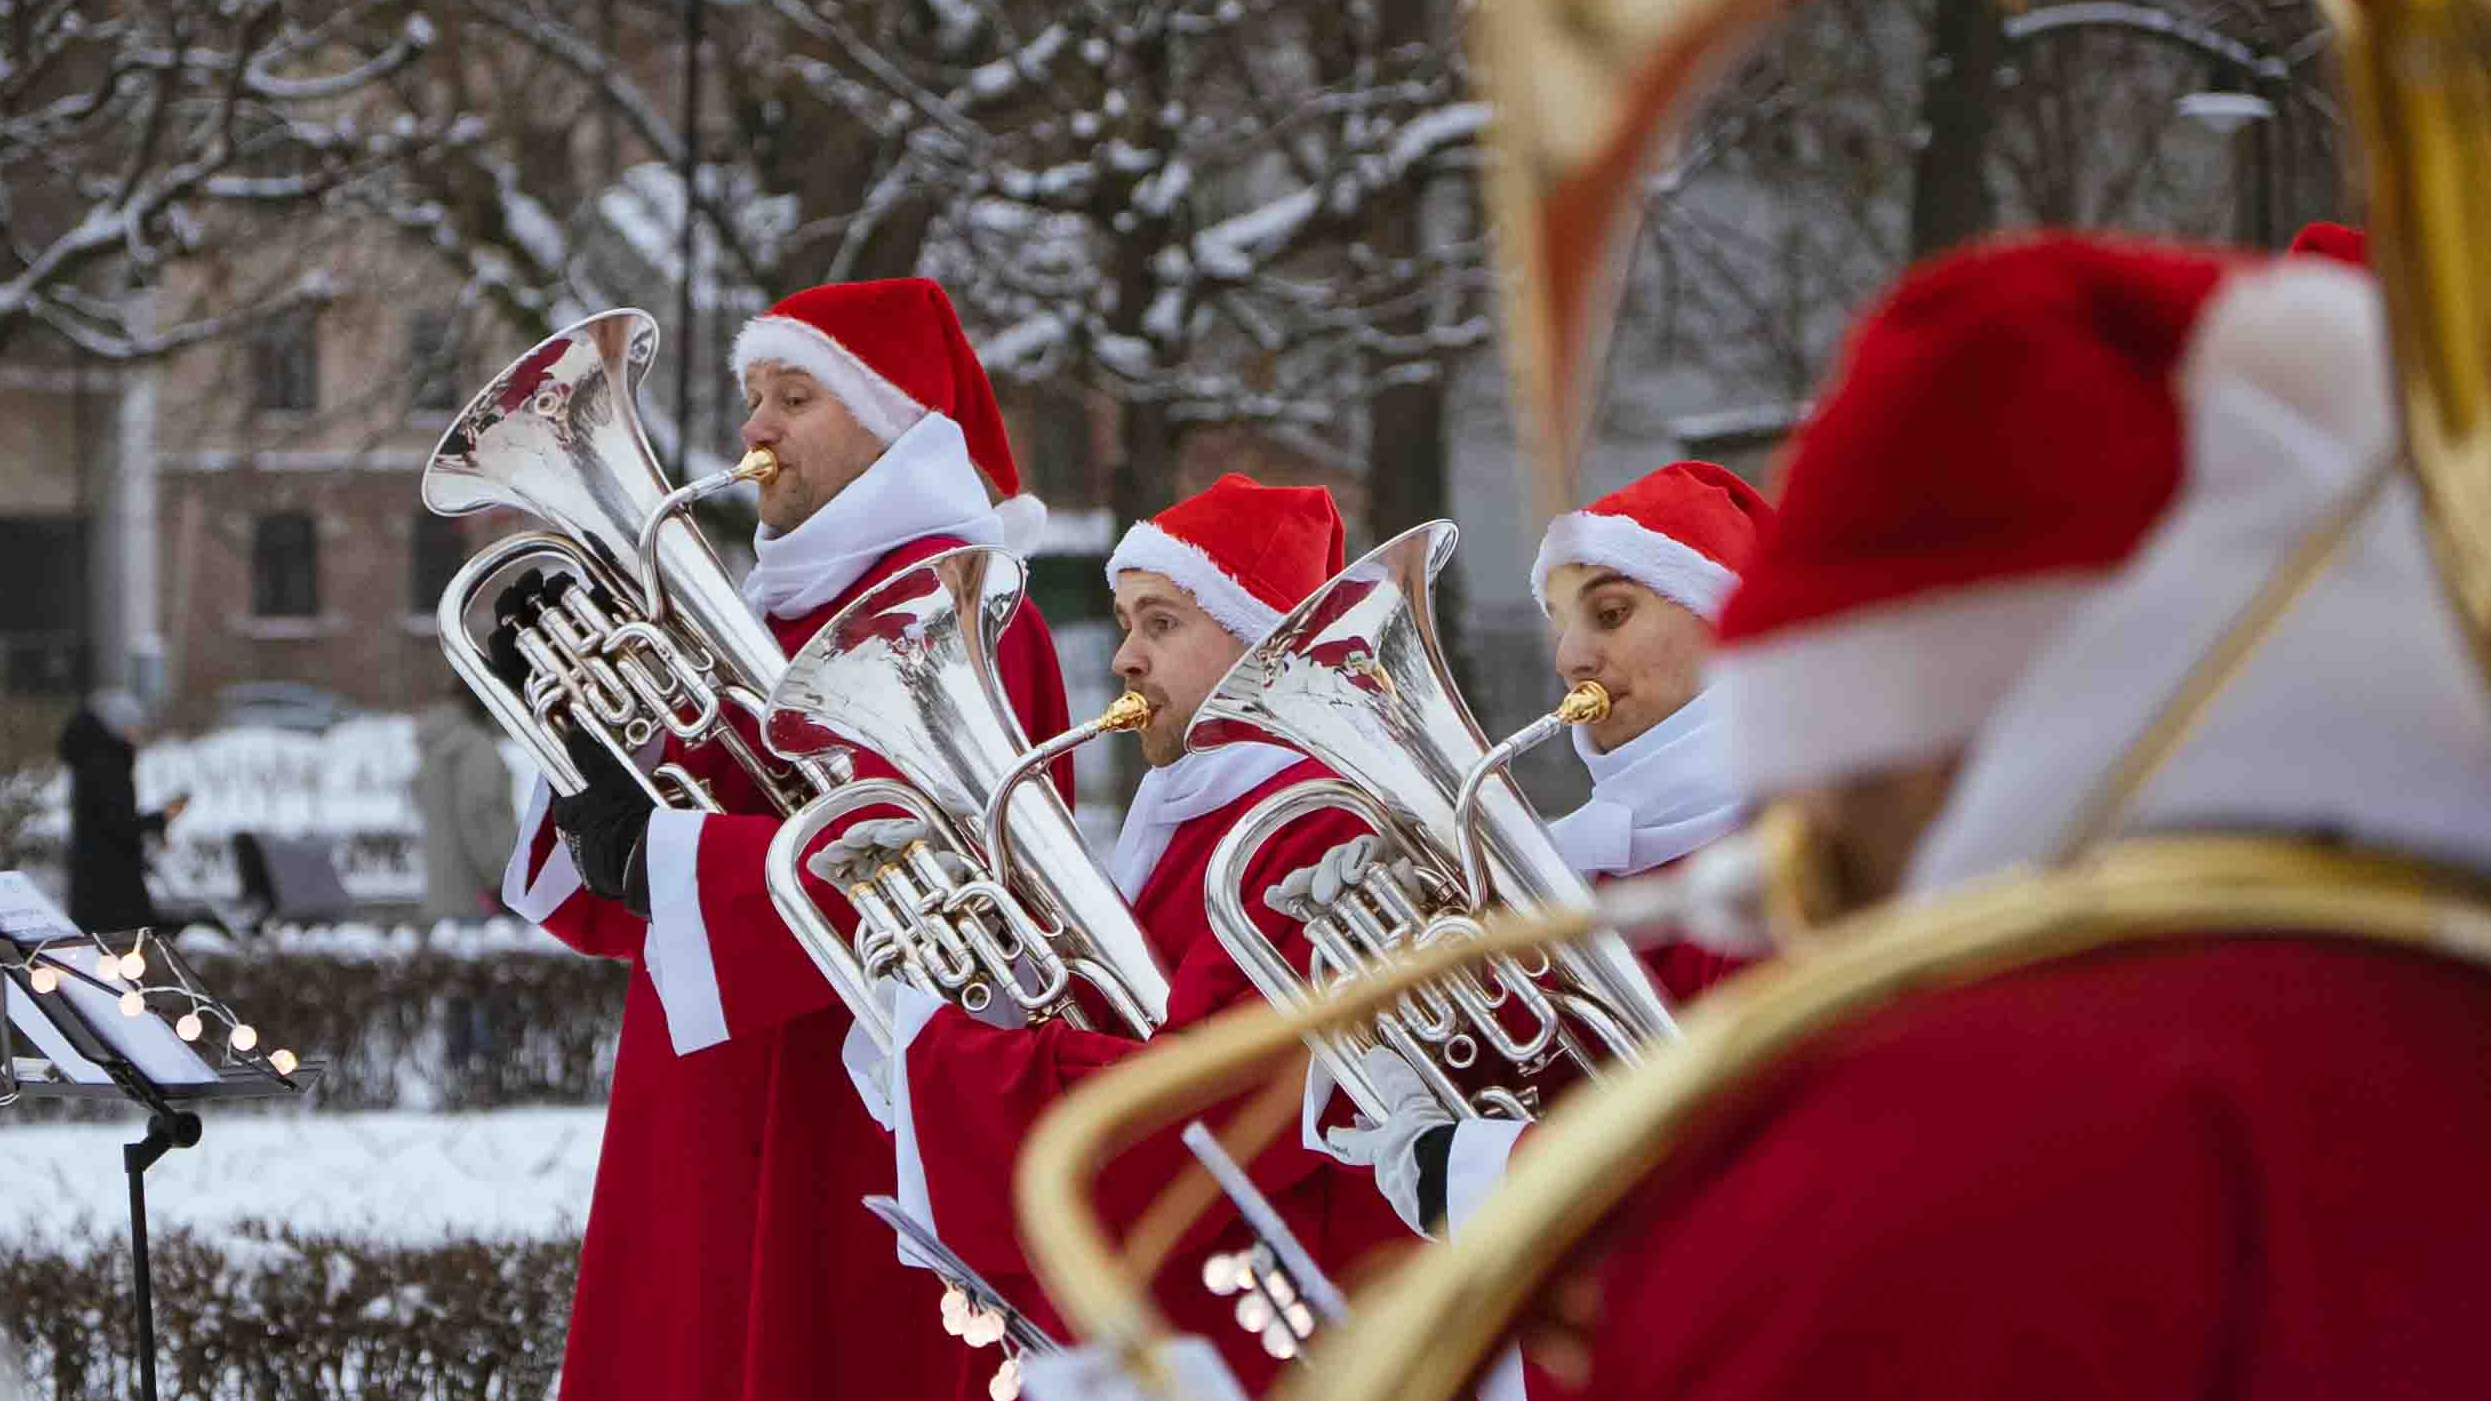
<box><xmin>1708</xmin><ymin>573</ymin><xmax>2101</xmax><ymax>796</ymax></box>
<box><xmin>732</xmin><ymin>316</ymin><xmax>927</xmax><ymax>447</ymax></box>
<box><xmin>1106</xmin><ymin>521</ymin><xmax>1286</xmax><ymax>643</ymax></box>
<box><xmin>1531</xmin><ymin>511</ymin><xmax>1738</xmax><ymax>620</ymax></box>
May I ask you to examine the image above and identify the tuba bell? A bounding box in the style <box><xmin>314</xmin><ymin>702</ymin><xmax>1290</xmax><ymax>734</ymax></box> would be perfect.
<box><xmin>1188</xmin><ymin>519</ymin><xmax>1679</xmax><ymax>1126</ymax></box>
<box><xmin>423</xmin><ymin>309</ymin><xmax>847</xmax><ymax>813</ymax></box>
<box><xmin>759</xmin><ymin>545</ymin><xmax>1174</xmax><ymax>1050</ymax></box>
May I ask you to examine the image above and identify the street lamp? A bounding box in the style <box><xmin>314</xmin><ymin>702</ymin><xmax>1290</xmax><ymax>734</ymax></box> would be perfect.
<box><xmin>2178</xmin><ymin>90</ymin><xmax>2278</xmax><ymax>245</ymax></box>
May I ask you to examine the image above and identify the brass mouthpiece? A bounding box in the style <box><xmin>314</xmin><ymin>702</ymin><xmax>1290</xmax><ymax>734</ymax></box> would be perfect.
<box><xmin>1555</xmin><ymin>681</ymin><xmax>1611</xmax><ymax>725</ymax></box>
<box><xmin>1100</xmin><ymin>691</ymin><xmax>1157</xmax><ymax>732</ymax></box>
<box><xmin>732</xmin><ymin>447</ymin><xmax>781</xmax><ymax>485</ymax></box>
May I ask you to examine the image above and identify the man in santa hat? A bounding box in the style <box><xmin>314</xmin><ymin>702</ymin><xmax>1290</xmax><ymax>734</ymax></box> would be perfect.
<box><xmin>1306</xmin><ymin>461</ymin><xmax>1775</xmax><ymax>1256</ymax></box>
<box><xmin>1529</xmin><ymin>234</ymin><xmax>2491</xmax><ymax>1398</ymax></box>
<box><xmin>488</xmin><ymin>278</ymin><xmax>1069</xmax><ymax>1401</ymax></box>
<box><xmin>836</xmin><ymin>472</ymin><xmax>1410</xmax><ymax>1397</ymax></box>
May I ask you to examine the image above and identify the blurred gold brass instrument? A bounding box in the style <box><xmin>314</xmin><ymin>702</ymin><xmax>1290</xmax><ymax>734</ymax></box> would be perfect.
<box><xmin>1012</xmin><ymin>0</ymin><xmax>2491</xmax><ymax>1393</ymax></box>
<box><xmin>423</xmin><ymin>309</ymin><xmax>848</xmax><ymax>813</ymax></box>
<box><xmin>759</xmin><ymin>547</ymin><xmax>1174</xmax><ymax>1051</ymax></box>
<box><xmin>1263</xmin><ymin>838</ymin><xmax>2491</xmax><ymax>1401</ymax></box>
<box><xmin>1189</xmin><ymin>521</ymin><xmax>1680</xmax><ymax>1126</ymax></box>
<box><xmin>1012</xmin><ymin>817</ymin><xmax>1791</xmax><ymax>1387</ymax></box>
<box><xmin>2322</xmin><ymin>0</ymin><xmax>2491</xmax><ymax>684</ymax></box>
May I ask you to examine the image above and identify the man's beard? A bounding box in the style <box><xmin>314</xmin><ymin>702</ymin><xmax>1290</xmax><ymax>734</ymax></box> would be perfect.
<box><xmin>1135</xmin><ymin>688</ymin><xmax>1183</xmax><ymax>766</ymax></box>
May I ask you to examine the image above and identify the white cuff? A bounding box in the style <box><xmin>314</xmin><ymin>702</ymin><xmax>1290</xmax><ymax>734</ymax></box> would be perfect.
<box><xmin>888</xmin><ymin>981</ymin><xmax>949</xmax><ymax>1254</ymax></box>
<box><xmin>641</xmin><ymin>808</ymin><xmax>729</xmax><ymax>1055</ymax></box>
<box><xmin>500</xmin><ymin>777</ymin><xmax>584</xmax><ymax>923</ymax></box>
<box><xmin>1444</xmin><ymin>1119</ymin><xmax>1529</xmax><ymax>1237</ymax></box>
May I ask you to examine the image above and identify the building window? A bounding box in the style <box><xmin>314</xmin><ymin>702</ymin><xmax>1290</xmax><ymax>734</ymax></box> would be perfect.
<box><xmin>253</xmin><ymin>311</ymin><xmax>319</xmax><ymax>412</ymax></box>
<box><xmin>252</xmin><ymin>512</ymin><xmax>320</xmax><ymax>618</ymax></box>
<box><xmin>409</xmin><ymin>310</ymin><xmax>462</xmax><ymax>412</ymax></box>
<box><xmin>409</xmin><ymin>512</ymin><xmax>465</xmax><ymax>614</ymax></box>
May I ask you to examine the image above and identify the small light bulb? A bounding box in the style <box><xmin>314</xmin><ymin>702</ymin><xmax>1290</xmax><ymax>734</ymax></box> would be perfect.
<box><xmin>119</xmin><ymin>952</ymin><xmax>146</xmax><ymax>980</ymax></box>
<box><xmin>1285</xmin><ymin>1302</ymin><xmax>1315</xmax><ymax>1336</ymax></box>
<box><xmin>91</xmin><ymin>950</ymin><xmax>116</xmax><ymax>983</ymax></box>
<box><xmin>1264</xmin><ymin>1270</ymin><xmax>1298</xmax><ymax>1307</ymax></box>
<box><xmin>1261</xmin><ymin>1321</ymin><xmax>1299</xmax><ymax>1359</ymax></box>
<box><xmin>1236</xmin><ymin>1293</ymin><xmax>1273</xmax><ymax>1333</ymax></box>
<box><xmin>271</xmin><ymin>1049</ymin><xmax>298</xmax><ymax>1075</ymax></box>
<box><xmin>988</xmin><ymin>1356</ymin><xmax>1022</xmax><ymax>1401</ymax></box>
<box><xmin>965</xmin><ymin>1310</ymin><xmax>1005</xmax><ymax>1347</ymax></box>
<box><xmin>1201</xmin><ymin>1253</ymin><xmax>1240</xmax><ymax>1295</ymax></box>
<box><xmin>940</xmin><ymin>1285</ymin><xmax>970</xmax><ymax>1336</ymax></box>
<box><xmin>118</xmin><ymin>990</ymin><xmax>144</xmax><ymax>1018</ymax></box>
<box><xmin>29</xmin><ymin>966</ymin><xmax>57</xmax><ymax>994</ymax></box>
<box><xmin>175</xmin><ymin>1013</ymin><xmax>202</xmax><ymax>1041</ymax></box>
<box><xmin>230</xmin><ymin>1024</ymin><xmax>258</xmax><ymax>1052</ymax></box>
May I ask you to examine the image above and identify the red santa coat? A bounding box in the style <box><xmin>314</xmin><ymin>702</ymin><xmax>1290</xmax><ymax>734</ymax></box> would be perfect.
<box><xmin>886</xmin><ymin>756</ymin><xmax>1411</xmax><ymax>1395</ymax></box>
<box><xmin>505</xmin><ymin>534</ymin><xmax>1071</xmax><ymax>1401</ymax></box>
<box><xmin>1563</xmin><ymin>936</ymin><xmax>2491</xmax><ymax>1401</ymax></box>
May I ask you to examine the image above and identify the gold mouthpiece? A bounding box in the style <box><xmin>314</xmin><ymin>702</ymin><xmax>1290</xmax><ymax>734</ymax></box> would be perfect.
<box><xmin>1100</xmin><ymin>691</ymin><xmax>1157</xmax><ymax>732</ymax></box>
<box><xmin>732</xmin><ymin>447</ymin><xmax>781</xmax><ymax>485</ymax></box>
<box><xmin>1555</xmin><ymin>681</ymin><xmax>1611</xmax><ymax>725</ymax></box>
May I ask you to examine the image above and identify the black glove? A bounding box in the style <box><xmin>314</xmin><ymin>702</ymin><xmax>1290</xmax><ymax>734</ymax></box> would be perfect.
<box><xmin>486</xmin><ymin>567</ymin><xmax>553</xmax><ymax>696</ymax></box>
<box><xmin>485</xmin><ymin>570</ymin><xmax>618</xmax><ymax>696</ymax></box>
<box><xmin>550</xmin><ymin>727</ymin><xmax>654</xmax><ymax>917</ymax></box>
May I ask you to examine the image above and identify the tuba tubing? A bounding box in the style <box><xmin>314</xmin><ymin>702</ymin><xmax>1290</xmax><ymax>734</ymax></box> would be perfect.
<box><xmin>1188</xmin><ymin>521</ymin><xmax>1675</xmax><ymax>1126</ymax></box>
<box><xmin>423</xmin><ymin>309</ymin><xmax>841</xmax><ymax>815</ymax></box>
<box><xmin>761</xmin><ymin>545</ymin><xmax>1173</xmax><ymax>1051</ymax></box>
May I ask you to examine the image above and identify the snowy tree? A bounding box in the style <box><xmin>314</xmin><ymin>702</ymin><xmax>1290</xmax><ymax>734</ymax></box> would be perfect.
<box><xmin>0</xmin><ymin>1</ymin><xmax>437</xmax><ymax>359</ymax></box>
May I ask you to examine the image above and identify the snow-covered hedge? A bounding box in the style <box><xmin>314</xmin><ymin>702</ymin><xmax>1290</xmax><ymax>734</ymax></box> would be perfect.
<box><xmin>2</xmin><ymin>1225</ymin><xmax>572</xmax><ymax>1401</ymax></box>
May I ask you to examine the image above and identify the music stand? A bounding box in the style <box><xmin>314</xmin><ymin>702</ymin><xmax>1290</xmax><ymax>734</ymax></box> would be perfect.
<box><xmin>0</xmin><ymin>872</ymin><xmax>319</xmax><ymax>1401</ymax></box>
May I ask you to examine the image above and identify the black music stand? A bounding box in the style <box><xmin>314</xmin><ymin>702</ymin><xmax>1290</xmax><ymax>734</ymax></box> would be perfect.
<box><xmin>2</xmin><ymin>877</ymin><xmax>320</xmax><ymax>1401</ymax></box>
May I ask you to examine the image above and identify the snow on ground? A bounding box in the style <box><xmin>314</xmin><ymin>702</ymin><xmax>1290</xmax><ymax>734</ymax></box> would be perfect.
<box><xmin>0</xmin><ymin>1106</ymin><xmax>603</xmax><ymax>1247</ymax></box>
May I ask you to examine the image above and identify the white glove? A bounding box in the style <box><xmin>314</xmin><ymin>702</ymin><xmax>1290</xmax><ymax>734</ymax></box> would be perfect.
<box><xmin>809</xmin><ymin>817</ymin><xmax>967</xmax><ymax>887</ymax></box>
<box><xmin>1320</xmin><ymin>1045</ymin><xmax>1453</xmax><ymax>1235</ymax></box>
<box><xmin>1264</xmin><ymin>833</ymin><xmax>1386</xmax><ymax>918</ymax></box>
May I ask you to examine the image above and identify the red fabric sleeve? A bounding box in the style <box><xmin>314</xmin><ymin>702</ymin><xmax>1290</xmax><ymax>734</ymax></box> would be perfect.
<box><xmin>901</xmin><ymin>805</ymin><xmax>1371</xmax><ymax>1286</ymax></box>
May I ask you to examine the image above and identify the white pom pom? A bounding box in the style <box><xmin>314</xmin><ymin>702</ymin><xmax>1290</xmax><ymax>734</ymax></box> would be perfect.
<box><xmin>2177</xmin><ymin>262</ymin><xmax>2393</xmax><ymax>488</ymax></box>
<box><xmin>992</xmin><ymin>494</ymin><xmax>1050</xmax><ymax>555</ymax></box>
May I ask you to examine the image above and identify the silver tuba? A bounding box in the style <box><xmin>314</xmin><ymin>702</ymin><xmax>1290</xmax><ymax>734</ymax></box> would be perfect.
<box><xmin>1189</xmin><ymin>520</ymin><xmax>1678</xmax><ymax>1126</ymax></box>
<box><xmin>760</xmin><ymin>545</ymin><xmax>1174</xmax><ymax>1051</ymax></box>
<box><xmin>422</xmin><ymin>309</ymin><xmax>846</xmax><ymax>813</ymax></box>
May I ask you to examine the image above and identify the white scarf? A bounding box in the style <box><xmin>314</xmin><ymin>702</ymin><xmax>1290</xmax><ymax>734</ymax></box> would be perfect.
<box><xmin>739</xmin><ymin>413</ymin><xmax>1042</xmax><ymax>621</ymax></box>
<box><xmin>1107</xmin><ymin>742</ymin><xmax>1304</xmax><ymax>901</ymax></box>
<box><xmin>1546</xmin><ymin>687</ymin><xmax>1745</xmax><ymax>877</ymax></box>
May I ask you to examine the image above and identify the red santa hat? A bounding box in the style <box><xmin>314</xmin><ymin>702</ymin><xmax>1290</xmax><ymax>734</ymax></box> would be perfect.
<box><xmin>1711</xmin><ymin>234</ymin><xmax>2237</xmax><ymax>795</ymax></box>
<box><xmin>2286</xmin><ymin>221</ymin><xmax>2368</xmax><ymax>267</ymax></box>
<box><xmin>1105</xmin><ymin>473</ymin><xmax>1347</xmax><ymax>641</ymax></box>
<box><xmin>730</xmin><ymin>277</ymin><xmax>1022</xmax><ymax>497</ymax></box>
<box><xmin>1529</xmin><ymin>460</ymin><xmax>1772</xmax><ymax>620</ymax></box>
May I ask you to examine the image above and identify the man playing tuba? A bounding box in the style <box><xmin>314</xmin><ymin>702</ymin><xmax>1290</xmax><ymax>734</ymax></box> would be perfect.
<box><xmin>1495</xmin><ymin>233</ymin><xmax>2491</xmax><ymax>1398</ymax></box>
<box><xmin>1313</xmin><ymin>461</ymin><xmax>1774</xmax><ymax>1249</ymax></box>
<box><xmin>839</xmin><ymin>473</ymin><xmax>1415</xmax><ymax>1396</ymax></box>
<box><xmin>490</xmin><ymin>278</ymin><xmax>1071</xmax><ymax>1401</ymax></box>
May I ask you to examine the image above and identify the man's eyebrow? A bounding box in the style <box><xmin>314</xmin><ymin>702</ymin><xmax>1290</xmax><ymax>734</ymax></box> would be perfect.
<box><xmin>1123</xmin><ymin>590</ymin><xmax>1188</xmax><ymax>616</ymax></box>
<box><xmin>1578</xmin><ymin>570</ymin><xmax>1635</xmax><ymax>595</ymax></box>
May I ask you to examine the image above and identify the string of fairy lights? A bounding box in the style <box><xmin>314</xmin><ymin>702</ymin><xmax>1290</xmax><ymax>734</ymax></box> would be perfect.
<box><xmin>1</xmin><ymin>925</ymin><xmax>298</xmax><ymax>1104</ymax></box>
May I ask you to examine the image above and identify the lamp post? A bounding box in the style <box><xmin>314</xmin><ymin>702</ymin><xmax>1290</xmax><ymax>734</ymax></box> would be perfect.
<box><xmin>2177</xmin><ymin>89</ymin><xmax>2277</xmax><ymax>246</ymax></box>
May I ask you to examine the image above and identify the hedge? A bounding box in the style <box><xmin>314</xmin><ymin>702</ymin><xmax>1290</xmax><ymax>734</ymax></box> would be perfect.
<box><xmin>0</xmin><ymin>1224</ymin><xmax>574</xmax><ymax>1401</ymax></box>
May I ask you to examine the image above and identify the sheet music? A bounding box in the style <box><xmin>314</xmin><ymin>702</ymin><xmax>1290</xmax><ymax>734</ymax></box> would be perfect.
<box><xmin>0</xmin><ymin>872</ymin><xmax>218</xmax><ymax>1087</ymax></box>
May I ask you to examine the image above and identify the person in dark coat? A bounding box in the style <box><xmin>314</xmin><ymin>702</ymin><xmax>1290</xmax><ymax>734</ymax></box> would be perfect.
<box><xmin>58</xmin><ymin>688</ymin><xmax>186</xmax><ymax>933</ymax></box>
